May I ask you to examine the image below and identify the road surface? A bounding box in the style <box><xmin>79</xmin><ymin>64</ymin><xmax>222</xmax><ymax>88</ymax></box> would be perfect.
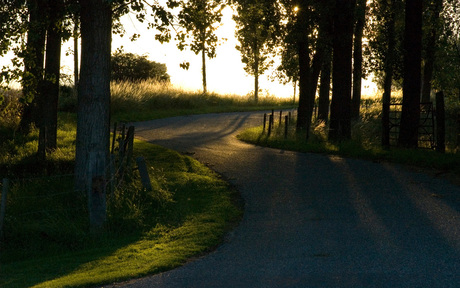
<box><xmin>107</xmin><ymin>111</ymin><xmax>460</xmax><ymax>288</ymax></box>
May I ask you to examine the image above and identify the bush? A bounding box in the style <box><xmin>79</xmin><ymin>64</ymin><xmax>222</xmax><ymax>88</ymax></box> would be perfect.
<box><xmin>111</xmin><ymin>49</ymin><xmax>170</xmax><ymax>82</ymax></box>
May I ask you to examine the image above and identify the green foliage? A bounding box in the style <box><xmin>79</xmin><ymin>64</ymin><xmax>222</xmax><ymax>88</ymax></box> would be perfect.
<box><xmin>109</xmin><ymin>80</ymin><xmax>296</xmax><ymax>122</ymax></box>
<box><xmin>238</xmin><ymin>99</ymin><xmax>460</xmax><ymax>174</ymax></box>
<box><xmin>233</xmin><ymin>0</ymin><xmax>280</xmax><ymax>77</ymax></box>
<box><xmin>1</xmin><ymin>135</ymin><xmax>242</xmax><ymax>288</ymax></box>
<box><xmin>0</xmin><ymin>89</ymin><xmax>21</xmax><ymax>132</ymax></box>
<box><xmin>111</xmin><ymin>49</ymin><xmax>170</xmax><ymax>82</ymax></box>
<box><xmin>364</xmin><ymin>0</ymin><xmax>405</xmax><ymax>88</ymax></box>
<box><xmin>176</xmin><ymin>0</ymin><xmax>225</xmax><ymax>58</ymax></box>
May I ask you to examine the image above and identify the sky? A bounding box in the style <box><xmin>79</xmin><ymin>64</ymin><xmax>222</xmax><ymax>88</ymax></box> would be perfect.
<box><xmin>2</xmin><ymin>6</ymin><xmax>378</xmax><ymax>98</ymax></box>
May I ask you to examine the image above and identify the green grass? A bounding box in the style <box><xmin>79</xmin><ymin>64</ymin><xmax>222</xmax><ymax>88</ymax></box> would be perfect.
<box><xmin>0</xmin><ymin>138</ymin><xmax>242</xmax><ymax>288</ymax></box>
<box><xmin>237</xmin><ymin>111</ymin><xmax>460</xmax><ymax>176</ymax></box>
<box><xmin>109</xmin><ymin>80</ymin><xmax>296</xmax><ymax>122</ymax></box>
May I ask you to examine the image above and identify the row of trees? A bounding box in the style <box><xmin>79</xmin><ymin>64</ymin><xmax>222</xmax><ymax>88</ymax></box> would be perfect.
<box><xmin>1</xmin><ymin>0</ymin><xmax>459</xmax><ymax>231</ymax></box>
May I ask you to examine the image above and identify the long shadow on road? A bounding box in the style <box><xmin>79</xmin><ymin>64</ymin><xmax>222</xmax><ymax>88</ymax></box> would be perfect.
<box><xmin>120</xmin><ymin>111</ymin><xmax>460</xmax><ymax>288</ymax></box>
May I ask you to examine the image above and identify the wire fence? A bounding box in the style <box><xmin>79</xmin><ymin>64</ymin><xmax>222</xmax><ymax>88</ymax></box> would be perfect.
<box><xmin>0</xmin><ymin>123</ymin><xmax>149</xmax><ymax>239</ymax></box>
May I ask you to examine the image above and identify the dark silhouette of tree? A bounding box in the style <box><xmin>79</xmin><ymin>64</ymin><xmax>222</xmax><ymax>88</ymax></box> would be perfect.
<box><xmin>421</xmin><ymin>0</ymin><xmax>443</xmax><ymax>103</ymax></box>
<box><xmin>398</xmin><ymin>0</ymin><xmax>423</xmax><ymax>148</ymax></box>
<box><xmin>318</xmin><ymin>46</ymin><xmax>331</xmax><ymax>122</ymax></box>
<box><xmin>329</xmin><ymin>0</ymin><xmax>356</xmax><ymax>142</ymax></box>
<box><xmin>176</xmin><ymin>0</ymin><xmax>225</xmax><ymax>94</ymax></box>
<box><xmin>281</xmin><ymin>0</ymin><xmax>332</xmax><ymax>135</ymax></box>
<box><xmin>365</xmin><ymin>0</ymin><xmax>404</xmax><ymax>147</ymax></box>
<box><xmin>37</xmin><ymin>0</ymin><xmax>65</xmax><ymax>159</ymax></box>
<box><xmin>233</xmin><ymin>0</ymin><xmax>280</xmax><ymax>102</ymax></box>
<box><xmin>18</xmin><ymin>0</ymin><xmax>47</xmax><ymax>132</ymax></box>
<box><xmin>111</xmin><ymin>49</ymin><xmax>170</xmax><ymax>82</ymax></box>
<box><xmin>351</xmin><ymin>0</ymin><xmax>366</xmax><ymax>120</ymax></box>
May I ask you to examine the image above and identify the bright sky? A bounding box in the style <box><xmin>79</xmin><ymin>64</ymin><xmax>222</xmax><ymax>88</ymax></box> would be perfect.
<box><xmin>1</xmin><ymin>6</ymin><xmax>377</xmax><ymax>98</ymax></box>
<box><xmin>63</xmin><ymin>7</ymin><xmax>295</xmax><ymax>98</ymax></box>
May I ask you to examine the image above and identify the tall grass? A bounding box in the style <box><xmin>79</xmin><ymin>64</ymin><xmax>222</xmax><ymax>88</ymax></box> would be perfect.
<box><xmin>238</xmin><ymin>95</ymin><xmax>460</xmax><ymax>174</ymax></box>
<box><xmin>110</xmin><ymin>80</ymin><xmax>295</xmax><ymax>121</ymax></box>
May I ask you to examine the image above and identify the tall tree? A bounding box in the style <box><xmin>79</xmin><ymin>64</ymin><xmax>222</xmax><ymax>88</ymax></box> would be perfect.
<box><xmin>421</xmin><ymin>0</ymin><xmax>443</xmax><ymax>103</ymax></box>
<box><xmin>74</xmin><ymin>0</ymin><xmax>112</xmax><ymax>232</ymax></box>
<box><xmin>233</xmin><ymin>0</ymin><xmax>280</xmax><ymax>102</ymax></box>
<box><xmin>365</xmin><ymin>0</ymin><xmax>404</xmax><ymax>147</ymax></box>
<box><xmin>176</xmin><ymin>0</ymin><xmax>225</xmax><ymax>94</ymax></box>
<box><xmin>285</xmin><ymin>0</ymin><xmax>332</xmax><ymax>134</ymax></box>
<box><xmin>19</xmin><ymin>0</ymin><xmax>47</xmax><ymax>132</ymax></box>
<box><xmin>329</xmin><ymin>0</ymin><xmax>356</xmax><ymax>141</ymax></box>
<box><xmin>398</xmin><ymin>0</ymin><xmax>423</xmax><ymax>148</ymax></box>
<box><xmin>318</xmin><ymin>46</ymin><xmax>331</xmax><ymax>122</ymax></box>
<box><xmin>38</xmin><ymin>0</ymin><xmax>65</xmax><ymax>159</ymax></box>
<box><xmin>351</xmin><ymin>0</ymin><xmax>366</xmax><ymax>120</ymax></box>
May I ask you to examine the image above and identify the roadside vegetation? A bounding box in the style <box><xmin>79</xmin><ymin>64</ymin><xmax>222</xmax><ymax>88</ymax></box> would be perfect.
<box><xmin>238</xmin><ymin>96</ymin><xmax>460</xmax><ymax>180</ymax></box>
<box><xmin>0</xmin><ymin>81</ymin><xmax>291</xmax><ymax>288</ymax></box>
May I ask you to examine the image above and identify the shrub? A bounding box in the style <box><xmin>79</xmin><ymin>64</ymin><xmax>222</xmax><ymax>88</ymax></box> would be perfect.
<box><xmin>111</xmin><ymin>49</ymin><xmax>170</xmax><ymax>82</ymax></box>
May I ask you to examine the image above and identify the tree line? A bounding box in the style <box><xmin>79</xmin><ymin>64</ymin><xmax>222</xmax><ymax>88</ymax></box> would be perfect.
<box><xmin>0</xmin><ymin>0</ymin><xmax>459</xmax><ymax>231</ymax></box>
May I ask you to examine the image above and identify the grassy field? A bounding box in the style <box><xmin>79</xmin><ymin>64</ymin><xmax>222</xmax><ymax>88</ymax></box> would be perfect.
<box><xmin>0</xmin><ymin>81</ymin><xmax>293</xmax><ymax>288</ymax></box>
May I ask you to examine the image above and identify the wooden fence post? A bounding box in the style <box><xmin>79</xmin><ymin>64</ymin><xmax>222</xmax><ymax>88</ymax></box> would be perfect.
<box><xmin>263</xmin><ymin>113</ymin><xmax>267</xmax><ymax>133</ymax></box>
<box><xmin>0</xmin><ymin>178</ymin><xmax>9</xmax><ymax>238</ymax></box>
<box><xmin>125</xmin><ymin>126</ymin><xmax>135</xmax><ymax>168</ymax></box>
<box><xmin>279</xmin><ymin>110</ymin><xmax>283</xmax><ymax>126</ymax></box>
<box><xmin>136</xmin><ymin>157</ymin><xmax>152</xmax><ymax>191</ymax></box>
<box><xmin>284</xmin><ymin>115</ymin><xmax>289</xmax><ymax>139</ymax></box>
<box><xmin>111</xmin><ymin>122</ymin><xmax>117</xmax><ymax>154</ymax></box>
<box><xmin>435</xmin><ymin>91</ymin><xmax>445</xmax><ymax>153</ymax></box>
<box><xmin>268</xmin><ymin>114</ymin><xmax>273</xmax><ymax>136</ymax></box>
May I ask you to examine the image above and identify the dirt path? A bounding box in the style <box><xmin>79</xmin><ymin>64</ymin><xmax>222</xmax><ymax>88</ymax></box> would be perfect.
<box><xmin>109</xmin><ymin>111</ymin><xmax>460</xmax><ymax>288</ymax></box>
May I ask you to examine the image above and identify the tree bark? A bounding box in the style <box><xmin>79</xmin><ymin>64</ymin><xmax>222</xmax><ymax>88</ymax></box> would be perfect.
<box><xmin>297</xmin><ymin>40</ymin><xmax>310</xmax><ymax>132</ymax></box>
<box><xmin>19</xmin><ymin>0</ymin><xmax>47</xmax><ymax>132</ymax></box>
<box><xmin>201</xmin><ymin>31</ymin><xmax>207</xmax><ymax>94</ymax></box>
<box><xmin>398</xmin><ymin>0</ymin><xmax>422</xmax><ymax>148</ymax></box>
<box><xmin>38</xmin><ymin>0</ymin><xmax>63</xmax><ymax>159</ymax></box>
<box><xmin>318</xmin><ymin>47</ymin><xmax>332</xmax><ymax>122</ymax></box>
<box><xmin>382</xmin><ymin>0</ymin><xmax>397</xmax><ymax>148</ymax></box>
<box><xmin>296</xmin><ymin>2</ymin><xmax>311</xmax><ymax>132</ymax></box>
<box><xmin>329</xmin><ymin>0</ymin><xmax>355</xmax><ymax>142</ymax></box>
<box><xmin>75</xmin><ymin>0</ymin><xmax>112</xmax><ymax>232</ymax></box>
<box><xmin>73</xmin><ymin>13</ymin><xmax>79</xmax><ymax>98</ymax></box>
<box><xmin>254</xmin><ymin>40</ymin><xmax>259</xmax><ymax>102</ymax></box>
<box><xmin>351</xmin><ymin>0</ymin><xmax>366</xmax><ymax>120</ymax></box>
<box><xmin>421</xmin><ymin>0</ymin><xmax>443</xmax><ymax>103</ymax></box>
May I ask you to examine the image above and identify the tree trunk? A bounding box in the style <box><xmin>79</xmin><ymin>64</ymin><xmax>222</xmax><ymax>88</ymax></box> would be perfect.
<box><xmin>75</xmin><ymin>0</ymin><xmax>112</xmax><ymax>232</ymax></box>
<box><xmin>318</xmin><ymin>47</ymin><xmax>332</xmax><ymax>122</ymax></box>
<box><xmin>73</xmin><ymin>13</ymin><xmax>79</xmax><ymax>98</ymax></box>
<box><xmin>398</xmin><ymin>0</ymin><xmax>422</xmax><ymax>148</ymax></box>
<box><xmin>254</xmin><ymin>40</ymin><xmax>259</xmax><ymax>102</ymax></box>
<box><xmin>329</xmin><ymin>0</ymin><xmax>355</xmax><ymax>142</ymax></box>
<box><xmin>38</xmin><ymin>0</ymin><xmax>63</xmax><ymax>159</ymax></box>
<box><xmin>19</xmin><ymin>0</ymin><xmax>47</xmax><ymax>132</ymax></box>
<box><xmin>201</xmin><ymin>34</ymin><xmax>207</xmax><ymax>94</ymax></box>
<box><xmin>296</xmin><ymin>3</ymin><xmax>311</xmax><ymax>132</ymax></box>
<box><xmin>297</xmin><ymin>39</ymin><xmax>310</xmax><ymax>132</ymax></box>
<box><xmin>421</xmin><ymin>0</ymin><xmax>443</xmax><ymax>103</ymax></box>
<box><xmin>382</xmin><ymin>0</ymin><xmax>397</xmax><ymax>148</ymax></box>
<box><xmin>351</xmin><ymin>0</ymin><xmax>366</xmax><ymax>120</ymax></box>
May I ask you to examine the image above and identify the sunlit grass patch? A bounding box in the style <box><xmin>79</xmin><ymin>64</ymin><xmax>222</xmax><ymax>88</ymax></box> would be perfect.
<box><xmin>237</xmin><ymin>107</ymin><xmax>460</xmax><ymax>175</ymax></box>
<box><xmin>1</xmin><ymin>137</ymin><xmax>242</xmax><ymax>288</ymax></box>
<box><xmin>110</xmin><ymin>79</ymin><xmax>295</xmax><ymax>122</ymax></box>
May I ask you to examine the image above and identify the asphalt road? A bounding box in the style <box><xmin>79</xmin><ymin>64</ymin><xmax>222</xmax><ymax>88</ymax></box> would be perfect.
<box><xmin>107</xmin><ymin>111</ymin><xmax>459</xmax><ymax>288</ymax></box>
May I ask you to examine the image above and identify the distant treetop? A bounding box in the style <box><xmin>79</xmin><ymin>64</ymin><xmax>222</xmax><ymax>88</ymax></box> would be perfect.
<box><xmin>111</xmin><ymin>49</ymin><xmax>170</xmax><ymax>82</ymax></box>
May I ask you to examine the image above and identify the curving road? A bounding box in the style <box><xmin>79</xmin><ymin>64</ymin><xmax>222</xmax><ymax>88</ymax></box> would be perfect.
<box><xmin>109</xmin><ymin>111</ymin><xmax>459</xmax><ymax>288</ymax></box>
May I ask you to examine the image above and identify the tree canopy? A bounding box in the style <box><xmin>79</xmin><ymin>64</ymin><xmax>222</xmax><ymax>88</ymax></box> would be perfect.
<box><xmin>111</xmin><ymin>49</ymin><xmax>170</xmax><ymax>82</ymax></box>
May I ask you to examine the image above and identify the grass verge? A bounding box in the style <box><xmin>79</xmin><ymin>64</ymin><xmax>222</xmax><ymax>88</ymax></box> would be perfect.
<box><xmin>0</xmin><ymin>139</ymin><xmax>242</xmax><ymax>288</ymax></box>
<box><xmin>237</xmin><ymin>123</ymin><xmax>460</xmax><ymax>180</ymax></box>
